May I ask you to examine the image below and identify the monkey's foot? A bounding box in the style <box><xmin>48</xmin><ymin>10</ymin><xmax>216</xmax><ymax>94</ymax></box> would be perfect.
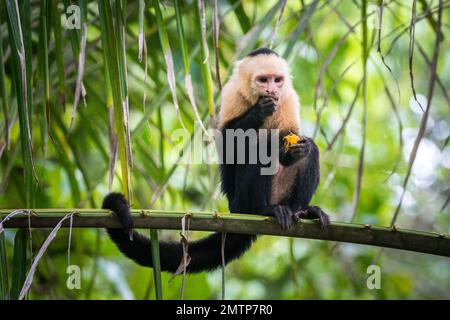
<box><xmin>295</xmin><ymin>206</ymin><xmax>330</xmax><ymax>229</ymax></box>
<box><xmin>263</xmin><ymin>205</ymin><xmax>295</xmax><ymax>230</ymax></box>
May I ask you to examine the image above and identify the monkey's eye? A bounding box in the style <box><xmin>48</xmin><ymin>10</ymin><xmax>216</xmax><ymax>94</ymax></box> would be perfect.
<box><xmin>274</xmin><ymin>77</ymin><xmax>283</xmax><ymax>83</ymax></box>
<box><xmin>258</xmin><ymin>77</ymin><xmax>268</xmax><ymax>83</ymax></box>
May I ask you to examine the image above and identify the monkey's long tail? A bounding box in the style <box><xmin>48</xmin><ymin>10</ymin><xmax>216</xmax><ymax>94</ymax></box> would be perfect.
<box><xmin>103</xmin><ymin>193</ymin><xmax>256</xmax><ymax>273</ymax></box>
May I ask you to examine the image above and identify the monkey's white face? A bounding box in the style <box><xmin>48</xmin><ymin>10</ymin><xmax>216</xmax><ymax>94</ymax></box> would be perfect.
<box><xmin>253</xmin><ymin>73</ymin><xmax>285</xmax><ymax>100</ymax></box>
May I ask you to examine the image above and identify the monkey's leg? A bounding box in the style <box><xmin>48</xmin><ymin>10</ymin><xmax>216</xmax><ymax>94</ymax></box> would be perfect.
<box><xmin>295</xmin><ymin>206</ymin><xmax>330</xmax><ymax>229</ymax></box>
<box><xmin>262</xmin><ymin>205</ymin><xmax>296</xmax><ymax>230</ymax></box>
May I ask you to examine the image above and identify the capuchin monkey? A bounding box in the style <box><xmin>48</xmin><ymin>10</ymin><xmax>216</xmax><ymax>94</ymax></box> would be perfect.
<box><xmin>103</xmin><ymin>47</ymin><xmax>329</xmax><ymax>273</ymax></box>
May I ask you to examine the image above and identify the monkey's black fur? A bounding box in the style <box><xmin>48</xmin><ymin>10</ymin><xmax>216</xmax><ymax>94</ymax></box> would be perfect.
<box><xmin>247</xmin><ymin>47</ymin><xmax>278</xmax><ymax>57</ymax></box>
<box><xmin>104</xmin><ymin>193</ymin><xmax>255</xmax><ymax>273</ymax></box>
<box><xmin>104</xmin><ymin>50</ymin><xmax>328</xmax><ymax>274</ymax></box>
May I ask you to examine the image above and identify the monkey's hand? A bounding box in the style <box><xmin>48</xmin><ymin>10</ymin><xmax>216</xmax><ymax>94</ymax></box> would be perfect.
<box><xmin>225</xmin><ymin>96</ymin><xmax>276</xmax><ymax>130</ymax></box>
<box><xmin>280</xmin><ymin>136</ymin><xmax>312</xmax><ymax>166</ymax></box>
<box><xmin>253</xmin><ymin>96</ymin><xmax>277</xmax><ymax>121</ymax></box>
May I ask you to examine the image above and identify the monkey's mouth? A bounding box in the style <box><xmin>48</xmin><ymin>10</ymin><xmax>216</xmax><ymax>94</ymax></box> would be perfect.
<box><xmin>263</xmin><ymin>94</ymin><xmax>279</xmax><ymax>101</ymax></box>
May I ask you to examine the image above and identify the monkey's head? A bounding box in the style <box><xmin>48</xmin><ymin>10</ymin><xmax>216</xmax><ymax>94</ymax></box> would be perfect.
<box><xmin>218</xmin><ymin>47</ymin><xmax>300</xmax><ymax>131</ymax></box>
<box><xmin>234</xmin><ymin>47</ymin><xmax>293</xmax><ymax>105</ymax></box>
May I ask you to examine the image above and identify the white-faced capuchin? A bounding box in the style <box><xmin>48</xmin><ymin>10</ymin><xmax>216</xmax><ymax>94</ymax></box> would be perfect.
<box><xmin>103</xmin><ymin>47</ymin><xmax>329</xmax><ymax>273</ymax></box>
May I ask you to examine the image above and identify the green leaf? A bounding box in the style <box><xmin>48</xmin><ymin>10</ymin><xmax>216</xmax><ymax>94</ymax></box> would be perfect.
<box><xmin>228</xmin><ymin>0</ymin><xmax>251</xmax><ymax>33</ymax></box>
<box><xmin>153</xmin><ymin>0</ymin><xmax>186</xmax><ymax>128</ymax></box>
<box><xmin>39</xmin><ymin>0</ymin><xmax>51</xmax><ymax>151</ymax></box>
<box><xmin>0</xmin><ymin>217</ymin><xmax>9</xmax><ymax>299</ymax></box>
<box><xmin>0</xmin><ymin>12</ymin><xmax>10</xmax><ymax>149</ymax></box>
<box><xmin>5</xmin><ymin>0</ymin><xmax>35</xmax><ymax>207</ymax></box>
<box><xmin>194</xmin><ymin>0</ymin><xmax>214</xmax><ymax>114</ymax></box>
<box><xmin>51</xmin><ymin>0</ymin><xmax>66</xmax><ymax>110</ymax></box>
<box><xmin>283</xmin><ymin>0</ymin><xmax>320</xmax><ymax>59</ymax></box>
<box><xmin>98</xmin><ymin>0</ymin><xmax>133</xmax><ymax>202</ymax></box>
<box><xmin>10</xmin><ymin>229</ymin><xmax>28</xmax><ymax>300</ymax></box>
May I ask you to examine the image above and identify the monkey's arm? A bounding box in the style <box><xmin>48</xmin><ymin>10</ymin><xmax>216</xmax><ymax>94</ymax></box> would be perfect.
<box><xmin>220</xmin><ymin>96</ymin><xmax>276</xmax><ymax>205</ymax></box>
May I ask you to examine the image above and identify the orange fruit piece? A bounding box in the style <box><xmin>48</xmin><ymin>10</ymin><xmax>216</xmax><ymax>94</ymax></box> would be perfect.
<box><xmin>283</xmin><ymin>133</ymin><xmax>301</xmax><ymax>152</ymax></box>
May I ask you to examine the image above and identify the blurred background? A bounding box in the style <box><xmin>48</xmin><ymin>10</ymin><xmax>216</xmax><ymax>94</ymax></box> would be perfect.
<box><xmin>0</xmin><ymin>0</ymin><xmax>449</xmax><ymax>299</ymax></box>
